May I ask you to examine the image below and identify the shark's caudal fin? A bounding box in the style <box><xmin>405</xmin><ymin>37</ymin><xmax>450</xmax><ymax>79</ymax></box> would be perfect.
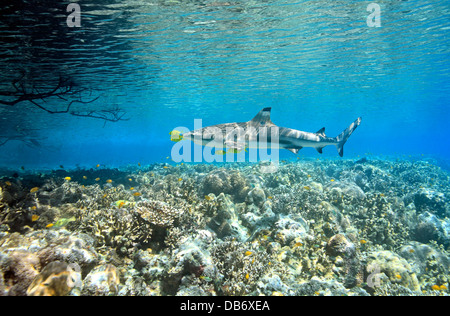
<box><xmin>335</xmin><ymin>117</ymin><xmax>362</xmax><ymax>157</ymax></box>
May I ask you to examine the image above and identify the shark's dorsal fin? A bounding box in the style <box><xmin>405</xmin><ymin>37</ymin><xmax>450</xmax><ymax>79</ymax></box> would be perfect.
<box><xmin>316</xmin><ymin>127</ymin><xmax>326</xmax><ymax>136</ymax></box>
<box><xmin>250</xmin><ymin>107</ymin><xmax>274</xmax><ymax>127</ymax></box>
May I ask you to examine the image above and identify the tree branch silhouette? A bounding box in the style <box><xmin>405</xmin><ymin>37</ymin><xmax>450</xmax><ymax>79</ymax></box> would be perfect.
<box><xmin>0</xmin><ymin>74</ymin><xmax>128</xmax><ymax>123</ymax></box>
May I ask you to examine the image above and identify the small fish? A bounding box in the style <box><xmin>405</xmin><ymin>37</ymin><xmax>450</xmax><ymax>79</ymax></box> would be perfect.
<box><xmin>53</xmin><ymin>217</ymin><xmax>76</xmax><ymax>228</ymax></box>
<box><xmin>244</xmin><ymin>251</ymin><xmax>252</xmax><ymax>256</ymax></box>
<box><xmin>130</xmin><ymin>187</ymin><xmax>134</xmax><ymax>191</ymax></box>
<box><xmin>307</xmin><ymin>174</ymin><xmax>311</xmax><ymax>178</ymax></box>
<box><xmin>59</xmin><ymin>165</ymin><xmax>64</xmax><ymax>169</ymax></box>
<box><xmin>330</xmin><ymin>179</ymin><xmax>335</xmax><ymax>182</ymax></box>
<box><xmin>138</xmin><ymin>162</ymin><xmax>141</xmax><ymax>166</ymax></box>
<box><xmin>21</xmin><ymin>166</ymin><xmax>25</xmax><ymax>170</ymax></box>
<box><xmin>169</xmin><ymin>130</ymin><xmax>183</xmax><ymax>142</ymax></box>
<box><xmin>432</xmin><ymin>285</ymin><xmax>440</xmax><ymax>291</ymax></box>
<box><xmin>5</xmin><ymin>181</ymin><xmax>12</xmax><ymax>186</ymax></box>
<box><xmin>408</xmin><ymin>249</ymin><xmax>415</xmax><ymax>253</ymax></box>
<box><xmin>245</xmin><ymin>273</ymin><xmax>250</xmax><ymax>280</ymax></box>
<box><xmin>114</xmin><ymin>200</ymin><xmax>136</xmax><ymax>208</ymax></box>
<box><xmin>215</xmin><ymin>150</ymin><xmax>226</xmax><ymax>155</ymax></box>
<box><xmin>30</xmin><ymin>187</ymin><xmax>39</xmax><ymax>193</ymax></box>
<box><xmin>31</xmin><ymin>206</ymin><xmax>37</xmax><ymax>211</ymax></box>
<box><xmin>46</xmin><ymin>223</ymin><xmax>54</xmax><ymax>229</ymax></box>
<box><xmin>178</xmin><ymin>178</ymin><xmax>182</xmax><ymax>182</ymax></box>
<box><xmin>83</xmin><ymin>176</ymin><xmax>87</xmax><ymax>180</ymax></box>
<box><xmin>395</xmin><ymin>274</ymin><xmax>402</xmax><ymax>280</ymax></box>
<box><xmin>360</xmin><ymin>240</ymin><xmax>367</xmax><ymax>244</ymax></box>
<box><xmin>163</xmin><ymin>166</ymin><xmax>169</xmax><ymax>169</ymax></box>
<box><xmin>303</xmin><ymin>186</ymin><xmax>311</xmax><ymax>190</ymax></box>
<box><xmin>204</xmin><ymin>195</ymin><xmax>213</xmax><ymax>201</ymax></box>
<box><xmin>128</xmin><ymin>178</ymin><xmax>132</xmax><ymax>182</ymax></box>
<box><xmin>106</xmin><ymin>179</ymin><xmax>112</xmax><ymax>183</ymax></box>
<box><xmin>199</xmin><ymin>276</ymin><xmax>212</xmax><ymax>282</ymax></box>
<box><xmin>267</xmin><ymin>196</ymin><xmax>273</xmax><ymax>199</ymax></box>
<box><xmin>102</xmin><ymin>194</ymin><xmax>108</xmax><ymax>198</ymax></box>
<box><xmin>95</xmin><ymin>178</ymin><xmax>100</xmax><ymax>181</ymax></box>
<box><xmin>64</xmin><ymin>177</ymin><xmax>71</xmax><ymax>181</ymax></box>
<box><xmin>294</xmin><ymin>242</ymin><xmax>303</xmax><ymax>247</ymax></box>
<box><xmin>31</xmin><ymin>214</ymin><xmax>39</xmax><ymax>222</ymax></box>
<box><xmin>227</xmin><ymin>148</ymin><xmax>247</xmax><ymax>154</ymax></box>
<box><xmin>133</xmin><ymin>192</ymin><xmax>142</xmax><ymax>197</ymax></box>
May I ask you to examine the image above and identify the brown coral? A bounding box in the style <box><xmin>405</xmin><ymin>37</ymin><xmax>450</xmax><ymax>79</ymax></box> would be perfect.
<box><xmin>1</xmin><ymin>250</ymin><xmax>40</xmax><ymax>296</ymax></box>
<box><xmin>134</xmin><ymin>200</ymin><xmax>183</xmax><ymax>228</ymax></box>
<box><xmin>326</xmin><ymin>234</ymin><xmax>356</xmax><ymax>258</ymax></box>
<box><xmin>202</xmin><ymin>169</ymin><xmax>249</xmax><ymax>202</ymax></box>
<box><xmin>27</xmin><ymin>261</ymin><xmax>80</xmax><ymax>296</ymax></box>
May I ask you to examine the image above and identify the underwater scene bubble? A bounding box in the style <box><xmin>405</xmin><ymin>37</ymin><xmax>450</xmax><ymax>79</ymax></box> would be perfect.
<box><xmin>0</xmin><ymin>0</ymin><xmax>449</xmax><ymax>297</ymax></box>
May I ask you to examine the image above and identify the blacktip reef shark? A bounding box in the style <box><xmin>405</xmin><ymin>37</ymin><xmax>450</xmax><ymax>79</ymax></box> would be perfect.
<box><xmin>171</xmin><ymin>108</ymin><xmax>361</xmax><ymax>157</ymax></box>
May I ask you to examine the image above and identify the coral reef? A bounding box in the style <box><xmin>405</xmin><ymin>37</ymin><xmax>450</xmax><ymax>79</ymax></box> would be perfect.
<box><xmin>202</xmin><ymin>169</ymin><xmax>250</xmax><ymax>202</ymax></box>
<box><xmin>212</xmin><ymin>238</ymin><xmax>273</xmax><ymax>295</ymax></box>
<box><xmin>27</xmin><ymin>261</ymin><xmax>81</xmax><ymax>296</ymax></box>
<box><xmin>81</xmin><ymin>264</ymin><xmax>120</xmax><ymax>296</ymax></box>
<box><xmin>0</xmin><ymin>158</ymin><xmax>449</xmax><ymax>296</ymax></box>
<box><xmin>365</xmin><ymin>250</ymin><xmax>421</xmax><ymax>293</ymax></box>
<box><xmin>0</xmin><ymin>250</ymin><xmax>40</xmax><ymax>296</ymax></box>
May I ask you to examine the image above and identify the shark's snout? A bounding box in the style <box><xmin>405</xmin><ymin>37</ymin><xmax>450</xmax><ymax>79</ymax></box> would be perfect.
<box><xmin>182</xmin><ymin>131</ymin><xmax>193</xmax><ymax>140</ymax></box>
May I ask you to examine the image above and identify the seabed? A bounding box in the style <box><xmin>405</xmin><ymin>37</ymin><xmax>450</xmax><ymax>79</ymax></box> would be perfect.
<box><xmin>0</xmin><ymin>157</ymin><xmax>448</xmax><ymax>296</ymax></box>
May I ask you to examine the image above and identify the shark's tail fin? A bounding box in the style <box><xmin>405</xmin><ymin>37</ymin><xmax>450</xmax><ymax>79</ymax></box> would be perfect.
<box><xmin>335</xmin><ymin>117</ymin><xmax>362</xmax><ymax>157</ymax></box>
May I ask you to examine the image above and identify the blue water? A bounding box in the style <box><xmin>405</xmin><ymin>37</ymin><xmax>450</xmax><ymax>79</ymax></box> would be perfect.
<box><xmin>0</xmin><ymin>0</ymin><xmax>449</xmax><ymax>169</ymax></box>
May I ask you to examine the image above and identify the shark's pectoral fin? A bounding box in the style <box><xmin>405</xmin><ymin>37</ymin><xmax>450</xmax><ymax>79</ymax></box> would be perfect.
<box><xmin>286</xmin><ymin>147</ymin><xmax>302</xmax><ymax>154</ymax></box>
<box><xmin>316</xmin><ymin>147</ymin><xmax>324</xmax><ymax>154</ymax></box>
<box><xmin>315</xmin><ymin>128</ymin><xmax>326</xmax><ymax>137</ymax></box>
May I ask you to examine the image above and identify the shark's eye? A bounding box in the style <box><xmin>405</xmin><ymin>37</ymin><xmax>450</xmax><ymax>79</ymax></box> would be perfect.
<box><xmin>260</xmin><ymin>121</ymin><xmax>265</xmax><ymax>125</ymax></box>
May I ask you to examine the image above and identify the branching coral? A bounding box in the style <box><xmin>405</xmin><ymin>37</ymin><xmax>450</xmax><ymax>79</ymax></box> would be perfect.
<box><xmin>76</xmin><ymin>207</ymin><xmax>152</xmax><ymax>257</ymax></box>
<box><xmin>134</xmin><ymin>200</ymin><xmax>183</xmax><ymax>228</ymax></box>
<box><xmin>212</xmin><ymin>238</ymin><xmax>273</xmax><ymax>295</ymax></box>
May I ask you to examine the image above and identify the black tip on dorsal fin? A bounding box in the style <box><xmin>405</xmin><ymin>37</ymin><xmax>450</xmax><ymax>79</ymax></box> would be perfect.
<box><xmin>316</xmin><ymin>127</ymin><xmax>326</xmax><ymax>136</ymax></box>
<box><xmin>250</xmin><ymin>107</ymin><xmax>273</xmax><ymax>126</ymax></box>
